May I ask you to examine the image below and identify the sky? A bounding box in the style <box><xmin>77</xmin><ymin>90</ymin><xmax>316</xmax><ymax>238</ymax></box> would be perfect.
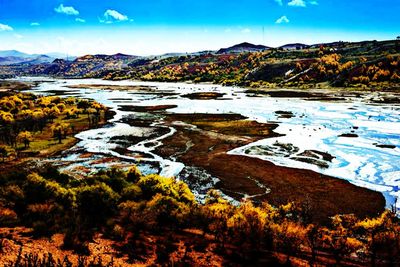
<box><xmin>0</xmin><ymin>0</ymin><xmax>399</xmax><ymax>56</ymax></box>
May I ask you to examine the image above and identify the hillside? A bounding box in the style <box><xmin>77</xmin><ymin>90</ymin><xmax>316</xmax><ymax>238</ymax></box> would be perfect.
<box><xmin>1</xmin><ymin>40</ymin><xmax>399</xmax><ymax>90</ymax></box>
<box><xmin>217</xmin><ymin>42</ymin><xmax>270</xmax><ymax>54</ymax></box>
<box><xmin>0</xmin><ymin>50</ymin><xmax>72</xmax><ymax>66</ymax></box>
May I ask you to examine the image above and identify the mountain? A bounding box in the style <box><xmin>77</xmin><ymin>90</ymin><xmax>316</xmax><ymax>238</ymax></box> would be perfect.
<box><xmin>0</xmin><ymin>50</ymin><xmax>37</xmax><ymax>59</ymax></box>
<box><xmin>0</xmin><ymin>50</ymin><xmax>75</xmax><ymax>64</ymax></box>
<box><xmin>217</xmin><ymin>42</ymin><xmax>270</xmax><ymax>54</ymax></box>
<box><xmin>25</xmin><ymin>53</ymin><xmax>140</xmax><ymax>77</ymax></box>
<box><xmin>1</xmin><ymin>39</ymin><xmax>399</xmax><ymax>85</ymax></box>
<box><xmin>24</xmin><ymin>55</ymin><xmax>54</xmax><ymax>65</ymax></box>
<box><xmin>45</xmin><ymin>52</ymin><xmax>76</xmax><ymax>60</ymax></box>
<box><xmin>0</xmin><ymin>54</ymin><xmax>54</xmax><ymax>66</ymax></box>
<box><xmin>279</xmin><ymin>43</ymin><xmax>310</xmax><ymax>50</ymax></box>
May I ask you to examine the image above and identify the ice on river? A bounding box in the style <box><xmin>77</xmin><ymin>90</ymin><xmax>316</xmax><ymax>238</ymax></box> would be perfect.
<box><xmin>15</xmin><ymin>77</ymin><xmax>400</xmax><ymax>210</ymax></box>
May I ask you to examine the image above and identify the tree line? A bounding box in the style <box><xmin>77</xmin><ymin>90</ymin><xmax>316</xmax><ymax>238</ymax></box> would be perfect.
<box><xmin>0</xmin><ymin>91</ymin><xmax>107</xmax><ymax>161</ymax></box>
<box><xmin>0</xmin><ymin>165</ymin><xmax>399</xmax><ymax>266</ymax></box>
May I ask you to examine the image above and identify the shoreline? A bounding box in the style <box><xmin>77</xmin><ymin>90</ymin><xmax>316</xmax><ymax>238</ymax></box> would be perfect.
<box><xmin>7</xmin><ymin>75</ymin><xmax>400</xmax><ymax>93</ymax></box>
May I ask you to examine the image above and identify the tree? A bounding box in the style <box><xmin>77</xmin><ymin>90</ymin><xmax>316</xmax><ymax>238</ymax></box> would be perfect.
<box><xmin>74</xmin><ymin>183</ymin><xmax>120</xmax><ymax>226</ymax></box>
<box><xmin>51</xmin><ymin>122</ymin><xmax>70</xmax><ymax>144</ymax></box>
<box><xmin>0</xmin><ymin>145</ymin><xmax>14</xmax><ymax>162</ymax></box>
<box><xmin>77</xmin><ymin>99</ymin><xmax>91</xmax><ymax>114</ymax></box>
<box><xmin>356</xmin><ymin>211</ymin><xmax>395</xmax><ymax>266</ymax></box>
<box><xmin>305</xmin><ymin>224</ymin><xmax>324</xmax><ymax>266</ymax></box>
<box><xmin>227</xmin><ymin>201</ymin><xmax>267</xmax><ymax>251</ymax></box>
<box><xmin>127</xmin><ymin>165</ymin><xmax>142</xmax><ymax>183</ymax></box>
<box><xmin>17</xmin><ymin>131</ymin><xmax>33</xmax><ymax>149</ymax></box>
<box><xmin>321</xmin><ymin>215</ymin><xmax>362</xmax><ymax>265</ymax></box>
<box><xmin>137</xmin><ymin>174</ymin><xmax>195</xmax><ymax>204</ymax></box>
<box><xmin>273</xmin><ymin>220</ymin><xmax>307</xmax><ymax>265</ymax></box>
<box><xmin>145</xmin><ymin>193</ymin><xmax>192</xmax><ymax>229</ymax></box>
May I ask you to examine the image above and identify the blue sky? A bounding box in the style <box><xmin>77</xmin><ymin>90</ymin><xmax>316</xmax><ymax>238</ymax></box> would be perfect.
<box><xmin>0</xmin><ymin>0</ymin><xmax>399</xmax><ymax>56</ymax></box>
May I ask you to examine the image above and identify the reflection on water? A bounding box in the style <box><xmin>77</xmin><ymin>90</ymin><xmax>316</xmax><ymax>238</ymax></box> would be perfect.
<box><xmin>16</xmin><ymin>77</ymin><xmax>400</xmax><ymax>208</ymax></box>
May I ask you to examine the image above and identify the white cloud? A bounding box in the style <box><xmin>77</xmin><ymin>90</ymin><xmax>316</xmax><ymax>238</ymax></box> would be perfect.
<box><xmin>102</xmin><ymin>9</ymin><xmax>128</xmax><ymax>23</ymax></box>
<box><xmin>75</xmin><ymin>18</ymin><xmax>86</xmax><ymax>23</ymax></box>
<box><xmin>309</xmin><ymin>0</ymin><xmax>318</xmax><ymax>5</ymax></box>
<box><xmin>241</xmin><ymin>28</ymin><xmax>251</xmax><ymax>34</ymax></box>
<box><xmin>274</xmin><ymin>0</ymin><xmax>283</xmax><ymax>6</ymax></box>
<box><xmin>288</xmin><ymin>0</ymin><xmax>306</xmax><ymax>7</ymax></box>
<box><xmin>14</xmin><ymin>33</ymin><xmax>23</xmax><ymax>39</ymax></box>
<box><xmin>0</xmin><ymin>23</ymin><xmax>13</xmax><ymax>31</ymax></box>
<box><xmin>276</xmin><ymin>16</ymin><xmax>290</xmax><ymax>24</ymax></box>
<box><xmin>54</xmin><ymin>4</ymin><xmax>79</xmax><ymax>16</ymax></box>
<box><xmin>30</xmin><ymin>22</ymin><xmax>40</xmax><ymax>26</ymax></box>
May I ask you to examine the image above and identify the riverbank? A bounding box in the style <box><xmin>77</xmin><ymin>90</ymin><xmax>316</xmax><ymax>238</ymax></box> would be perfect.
<box><xmin>64</xmin><ymin>81</ymin><xmax>400</xmax><ymax>104</ymax></box>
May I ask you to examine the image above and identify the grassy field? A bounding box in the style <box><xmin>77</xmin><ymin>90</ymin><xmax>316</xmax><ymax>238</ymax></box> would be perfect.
<box><xmin>18</xmin><ymin>115</ymin><xmax>92</xmax><ymax>157</ymax></box>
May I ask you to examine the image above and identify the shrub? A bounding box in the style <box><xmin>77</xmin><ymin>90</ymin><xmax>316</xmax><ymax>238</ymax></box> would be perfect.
<box><xmin>126</xmin><ymin>165</ymin><xmax>141</xmax><ymax>183</ymax></box>
<box><xmin>0</xmin><ymin>207</ymin><xmax>18</xmax><ymax>226</ymax></box>
<box><xmin>121</xmin><ymin>184</ymin><xmax>142</xmax><ymax>201</ymax></box>
<box><xmin>74</xmin><ymin>183</ymin><xmax>120</xmax><ymax>226</ymax></box>
<box><xmin>25</xmin><ymin>173</ymin><xmax>74</xmax><ymax>207</ymax></box>
<box><xmin>137</xmin><ymin>174</ymin><xmax>195</xmax><ymax>204</ymax></box>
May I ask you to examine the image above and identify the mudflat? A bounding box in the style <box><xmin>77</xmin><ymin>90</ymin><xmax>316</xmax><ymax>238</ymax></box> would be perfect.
<box><xmin>147</xmin><ymin>111</ymin><xmax>386</xmax><ymax>224</ymax></box>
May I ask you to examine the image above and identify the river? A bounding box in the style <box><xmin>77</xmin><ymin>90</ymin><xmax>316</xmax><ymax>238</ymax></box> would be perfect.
<box><xmin>15</xmin><ymin>77</ymin><xmax>400</xmax><ymax>209</ymax></box>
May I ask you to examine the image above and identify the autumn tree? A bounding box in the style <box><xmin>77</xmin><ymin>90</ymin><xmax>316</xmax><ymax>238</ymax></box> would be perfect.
<box><xmin>227</xmin><ymin>201</ymin><xmax>267</xmax><ymax>251</ymax></box>
<box><xmin>0</xmin><ymin>145</ymin><xmax>14</xmax><ymax>162</ymax></box>
<box><xmin>17</xmin><ymin>131</ymin><xmax>33</xmax><ymax>148</ymax></box>
<box><xmin>321</xmin><ymin>215</ymin><xmax>363</xmax><ymax>265</ymax></box>
<box><xmin>273</xmin><ymin>220</ymin><xmax>307</xmax><ymax>265</ymax></box>
<box><xmin>126</xmin><ymin>165</ymin><xmax>142</xmax><ymax>183</ymax></box>
<box><xmin>202</xmin><ymin>190</ymin><xmax>234</xmax><ymax>248</ymax></box>
<box><xmin>305</xmin><ymin>224</ymin><xmax>324</xmax><ymax>266</ymax></box>
<box><xmin>51</xmin><ymin>122</ymin><xmax>70</xmax><ymax>144</ymax></box>
<box><xmin>356</xmin><ymin>211</ymin><xmax>398</xmax><ymax>266</ymax></box>
<box><xmin>74</xmin><ymin>183</ymin><xmax>120</xmax><ymax>226</ymax></box>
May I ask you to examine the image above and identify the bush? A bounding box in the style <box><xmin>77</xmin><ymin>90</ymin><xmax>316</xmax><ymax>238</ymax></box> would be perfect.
<box><xmin>74</xmin><ymin>183</ymin><xmax>120</xmax><ymax>226</ymax></box>
<box><xmin>126</xmin><ymin>165</ymin><xmax>141</xmax><ymax>183</ymax></box>
<box><xmin>121</xmin><ymin>184</ymin><xmax>142</xmax><ymax>201</ymax></box>
<box><xmin>0</xmin><ymin>207</ymin><xmax>18</xmax><ymax>226</ymax></box>
<box><xmin>25</xmin><ymin>173</ymin><xmax>74</xmax><ymax>207</ymax></box>
<box><xmin>137</xmin><ymin>174</ymin><xmax>195</xmax><ymax>204</ymax></box>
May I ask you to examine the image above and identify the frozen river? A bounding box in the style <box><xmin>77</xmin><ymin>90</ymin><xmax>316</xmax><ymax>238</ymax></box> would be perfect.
<box><xmin>17</xmin><ymin>77</ymin><xmax>400</xmax><ymax>209</ymax></box>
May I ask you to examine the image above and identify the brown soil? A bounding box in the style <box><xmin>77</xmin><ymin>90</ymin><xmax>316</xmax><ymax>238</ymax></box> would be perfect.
<box><xmin>0</xmin><ymin>226</ymin><xmax>366</xmax><ymax>267</ymax></box>
<box><xmin>155</xmin><ymin>113</ymin><xmax>385</xmax><ymax>224</ymax></box>
<box><xmin>118</xmin><ymin>105</ymin><xmax>177</xmax><ymax>112</ymax></box>
<box><xmin>339</xmin><ymin>133</ymin><xmax>359</xmax><ymax>138</ymax></box>
<box><xmin>0</xmin><ymin>227</ymin><xmax>226</xmax><ymax>267</ymax></box>
<box><xmin>181</xmin><ymin>92</ymin><xmax>225</xmax><ymax>100</ymax></box>
<box><xmin>374</xmin><ymin>144</ymin><xmax>396</xmax><ymax>149</ymax></box>
<box><xmin>66</xmin><ymin>84</ymin><xmax>156</xmax><ymax>91</ymax></box>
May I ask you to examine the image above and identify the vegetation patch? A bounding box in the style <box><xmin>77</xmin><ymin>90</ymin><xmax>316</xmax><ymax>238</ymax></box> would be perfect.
<box><xmin>0</xmin><ymin>82</ymin><xmax>109</xmax><ymax>164</ymax></box>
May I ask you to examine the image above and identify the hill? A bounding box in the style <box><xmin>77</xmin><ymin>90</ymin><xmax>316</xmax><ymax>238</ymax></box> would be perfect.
<box><xmin>279</xmin><ymin>43</ymin><xmax>310</xmax><ymax>50</ymax></box>
<box><xmin>26</xmin><ymin>53</ymin><xmax>139</xmax><ymax>77</ymax></box>
<box><xmin>217</xmin><ymin>42</ymin><xmax>270</xmax><ymax>54</ymax></box>
<box><xmin>0</xmin><ymin>39</ymin><xmax>399</xmax><ymax>90</ymax></box>
<box><xmin>0</xmin><ymin>50</ymin><xmax>76</xmax><ymax>66</ymax></box>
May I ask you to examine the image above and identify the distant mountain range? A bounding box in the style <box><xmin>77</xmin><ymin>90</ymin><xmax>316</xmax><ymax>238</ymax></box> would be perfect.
<box><xmin>0</xmin><ymin>41</ymin><xmax>319</xmax><ymax>67</ymax></box>
<box><xmin>0</xmin><ymin>50</ymin><xmax>75</xmax><ymax>66</ymax></box>
<box><xmin>0</xmin><ymin>42</ymin><xmax>311</xmax><ymax>67</ymax></box>
<box><xmin>1</xmin><ymin>39</ymin><xmax>398</xmax><ymax>84</ymax></box>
